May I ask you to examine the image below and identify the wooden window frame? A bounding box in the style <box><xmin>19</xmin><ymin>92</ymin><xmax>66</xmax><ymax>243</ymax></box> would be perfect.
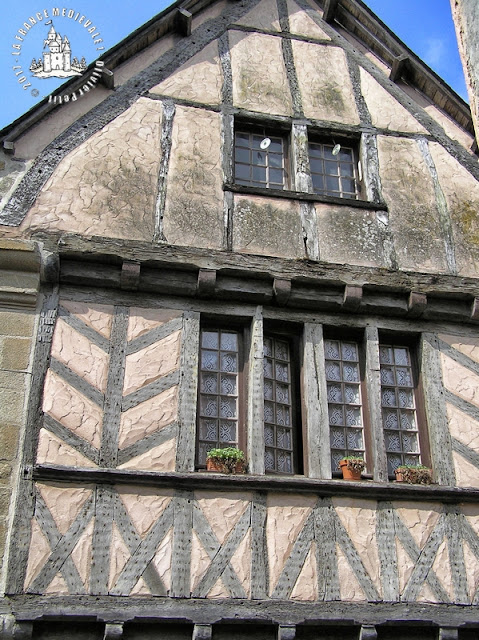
<box><xmin>378</xmin><ymin>331</ymin><xmax>431</xmax><ymax>479</ymax></box>
<box><xmin>195</xmin><ymin>320</ymin><xmax>248</xmax><ymax>470</ymax></box>
<box><xmin>308</xmin><ymin>133</ymin><xmax>362</xmax><ymax>200</ymax></box>
<box><xmin>234</xmin><ymin>124</ymin><xmax>290</xmax><ymax>190</ymax></box>
<box><xmin>263</xmin><ymin>330</ymin><xmax>303</xmax><ymax>476</ymax></box>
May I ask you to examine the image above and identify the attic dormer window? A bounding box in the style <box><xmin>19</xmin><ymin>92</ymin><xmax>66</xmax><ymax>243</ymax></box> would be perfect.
<box><xmin>234</xmin><ymin>129</ymin><xmax>287</xmax><ymax>189</ymax></box>
<box><xmin>308</xmin><ymin>138</ymin><xmax>360</xmax><ymax>199</ymax></box>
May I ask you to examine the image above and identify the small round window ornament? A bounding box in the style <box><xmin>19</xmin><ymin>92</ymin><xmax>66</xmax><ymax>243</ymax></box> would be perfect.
<box><xmin>260</xmin><ymin>137</ymin><xmax>271</xmax><ymax>150</ymax></box>
<box><xmin>332</xmin><ymin>143</ymin><xmax>341</xmax><ymax>156</ymax></box>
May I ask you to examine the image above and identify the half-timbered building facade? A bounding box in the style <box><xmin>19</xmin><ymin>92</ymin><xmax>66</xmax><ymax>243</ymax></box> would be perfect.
<box><xmin>1</xmin><ymin>0</ymin><xmax>479</xmax><ymax>637</ymax></box>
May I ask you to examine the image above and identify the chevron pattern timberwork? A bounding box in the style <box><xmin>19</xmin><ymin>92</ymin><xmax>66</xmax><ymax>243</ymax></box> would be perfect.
<box><xmin>23</xmin><ymin>483</ymin><xmax>479</xmax><ymax>603</ymax></box>
<box><xmin>37</xmin><ymin>301</ymin><xmax>183</xmax><ymax>472</ymax></box>
<box><xmin>438</xmin><ymin>334</ymin><xmax>479</xmax><ymax>488</ymax></box>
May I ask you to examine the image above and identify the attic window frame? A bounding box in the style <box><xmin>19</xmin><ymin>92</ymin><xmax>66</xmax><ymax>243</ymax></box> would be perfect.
<box><xmin>308</xmin><ymin>133</ymin><xmax>363</xmax><ymax>200</ymax></box>
<box><xmin>233</xmin><ymin>124</ymin><xmax>290</xmax><ymax>191</ymax></box>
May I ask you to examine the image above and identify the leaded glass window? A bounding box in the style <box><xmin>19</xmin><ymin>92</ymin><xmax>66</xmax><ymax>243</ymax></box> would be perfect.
<box><xmin>263</xmin><ymin>336</ymin><xmax>295</xmax><ymax>474</ymax></box>
<box><xmin>234</xmin><ymin>130</ymin><xmax>287</xmax><ymax>189</ymax></box>
<box><xmin>197</xmin><ymin>329</ymin><xmax>240</xmax><ymax>466</ymax></box>
<box><xmin>380</xmin><ymin>344</ymin><xmax>421</xmax><ymax>475</ymax></box>
<box><xmin>324</xmin><ymin>338</ymin><xmax>365</xmax><ymax>472</ymax></box>
<box><xmin>309</xmin><ymin>140</ymin><xmax>359</xmax><ymax>199</ymax></box>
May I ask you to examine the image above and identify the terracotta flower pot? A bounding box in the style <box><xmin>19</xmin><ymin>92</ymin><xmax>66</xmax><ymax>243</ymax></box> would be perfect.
<box><xmin>206</xmin><ymin>458</ymin><xmax>245</xmax><ymax>474</ymax></box>
<box><xmin>339</xmin><ymin>459</ymin><xmax>363</xmax><ymax>480</ymax></box>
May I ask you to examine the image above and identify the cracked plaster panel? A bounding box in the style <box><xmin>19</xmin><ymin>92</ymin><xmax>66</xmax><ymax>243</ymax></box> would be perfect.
<box><xmin>151</xmin><ymin>527</ymin><xmax>173</xmax><ymax>591</ymax></box>
<box><xmin>395</xmin><ymin>536</ymin><xmax>415</xmax><ymax>594</ymax></box>
<box><xmin>393</xmin><ymin>502</ymin><xmax>441</xmax><ymax>549</ymax></box>
<box><xmin>431</xmin><ymin>539</ymin><xmax>454</xmax><ymax>602</ymax></box>
<box><xmin>235</xmin><ymin>0</ymin><xmax>281</xmax><ymax>31</ymax></box>
<box><xmin>429</xmin><ymin>141</ymin><xmax>479</xmax><ymax>277</ymax></box>
<box><xmin>425</xmin><ymin>105</ymin><xmax>474</xmax><ymax>150</ymax></box>
<box><xmin>109</xmin><ymin>523</ymin><xmax>130</xmax><ymax>591</ymax></box>
<box><xmin>119</xmin><ymin>385</ymin><xmax>178</xmax><ymax>449</ymax></box>
<box><xmin>195</xmin><ymin>491</ymin><xmax>251</xmax><ymax>545</ymax></box>
<box><xmin>13</xmin><ymin>87</ymin><xmax>112</xmax><ymax>161</ymax></box>
<box><xmin>266</xmin><ymin>493</ymin><xmax>316</xmax><ymax>593</ymax></box>
<box><xmin>287</xmin><ymin>0</ymin><xmax>330</xmax><ymax>40</ymax></box>
<box><xmin>43</xmin><ymin>369</ymin><xmax>103</xmax><ymax>449</ymax></box>
<box><xmin>359</xmin><ymin>68</ymin><xmax>427</xmax><ymax>134</ymax></box>
<box><xmin>0</xmin><ymin>152</ymin><xmax>31</xmax><ymax>215</ymax></box>
<box><xmin>208</xmin><ymin>577</ymin><xmax>229</xmax><ymax>599</ymax></box>
<box><xmin>51</xmin><ymin>318</ymin><xmax>109</xmax><ymax>392</ymax></box>
<box><xmin>464</xmin><ymin>539</ymin><xmax>479</xmax><ymax>602</ymax></box>
<box><xmin>191</xmin><ymin>530</ymin><xmax>210</xmax><ymax>592</ymax></box>
<box><xmin>117</xmin><ymin>438</ymin><xmax>177</xmax><ymax>472</ymax></box>
<box><xmin>230</xmin><ymin>529</ymin><xmax>252</xmax><ymax>598</ymax></box>
<box><xmin>377</xmin><ymin>136</ymin><xmax>449</xmax><ymax>273</ymax></box>
<box><xmin>316</xmin><ymin>203</ymin><xmax>387</xmax><ymax>268</ymax></box>
<box><xmin>71</xmin><ymin>518</ymin><xmax>94</xmax><ymax>589</ymax></box>
<box><xmin>61</xmin><ymin>301</ymin><xmax>113</xmax><ymax>339</ymax></box>
<box><xmin>163</xmin><ymin>106</ymin><xmax>224</xmax><ymax>249</ymax></box>
<box><xmin>197</xmin><ymin>494</ymin><xmax>250</xmax><ymax>551</ymax></box>
<box><xmin>336</xmin><ymin>545</ymin><xmax>366</xmax><ymax>601</ymax></box>
<box><xmin>36</xmin><ymin>482</ymin><xmax>94</xmax><ymax>535</ymax></box>
<box><xmin>123</xmin><ymin>329</ymin><xmax>181</xmax><ymax>396</ymax></box>
<box><xmin>332</xmin><ymin>498</ymin><xmax>381</xmax><ymax>597</ymax></box>
<box><xmin>446</xmin><ymin>402</ymin><xmax>479</xmax><ymax>452</ymax></box>
<box><xmin>233</xmin><ymin>195</ymin><xmax>304</xmax><ymax>259</ymax></box>
<box><xmin>440</xmin><ymin>333</ymin><xmax>479</xmax><ymax>364</ymax></box>
<box><xmin>127</xmin><ymin>307</ymin><xmax>182</xmax><ymax>342</ymax></box>
<box><xmin>292</xmin><ymin>42</ymin><xmax>359</xmax><ymax>124</ymax></box>
<box><xmin>151</xmin><ymin>41</ymin><xmax>222</xmax><ymax>105</ymax></box>
<box><xmin>23</xmin><ymin>97</ymin><xmax>162</xmax><ymax>241</ymax></box>
<box><xmin>45</xmin><ymin>572</ymin><xmax>69</xmax><ymax>595</ymax></box>
<box><xmin>131</xmin><ymin>576</ymin><xmax>151</xmax><ymax>596</ymax></box>
<box><xmin>117</xmin><ymin>487</ymin><xmax>173</xmax><ymax>538</ymax></box>
<box><xmin>416</xmin><ymin>582</ymin><xmax>440</xmax><ymax>604</ymax></box>
<box><xmin>364</xmin><ymin>52</ymin><xmax>390</xmax><ymax>77</ymax></box>
<box><xmin>453</xmin><ymin>451</ymin><xmax>479</xmax><ymax>488</ymax></box>
<box><xmin>291</xmin><ymin>544</ymin><xmax>317</xmax><ymax>601</ymax></box>
<box><xmin>24</xmin><ymin>518</ymin><xmax>51</xmax><ymax>590</ymax></box>
<box><xmin>230</xmin><ymin>31</ymin><xmax>293</xmax><ymax>116</ymax></box>
<box><xmin>36</xmin><ymin>428</ymin><xmax>98</xmax><ymax>468</ymax></box>
<box><xmin>440</xmin><ymin>351</ymin><xmax>479</xmax><ymax>407</ymax></box>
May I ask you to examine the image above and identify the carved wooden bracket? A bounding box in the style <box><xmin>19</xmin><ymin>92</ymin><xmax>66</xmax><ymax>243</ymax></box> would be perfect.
<box><xmin>471</xmin><ymin>297</ymin><xmax>479</xmax><ymax>321</ymax></box>
<box><xmin>323</xmin><ymin>0</ymin><xmax>339</xmax><ymax>23</ymax></box>
<box><xmin>278</xmin><ymin>625</ymin><xmax>296</xmax><ymax>640</ymax></box>
<box><xmin>343</xmin><ymin>284</ymin><xmax>363</xmax><ymax>310</ymax></box>
<box><xmin>176</xmin><ymin>8</ymin><xmax>192</xmax><ymax>36</ymax></box>
<box><xmin>407</xmin><ymin>291</ymin><xmax>427</xmax><ymax>317</ymax></box>
<box><xmin>193</xmin><ymin>624</ymin><xmax>212</xmax><ymax>640</ymax></box>
<box><xmin>359</xmin><ymin>625</ymin><xmax>377</xmax><ymax>640</ymax></box>
<box><xmin>197</xmin><ymin>269</ymin><xmax>217</xmax><ymax>297</ymax></box>
<box><xmin>120</xmin><ymin>260</ymin><xmax>141</xmax><ymax>291</ymax></box>
<box><xmin>104</xmin><ymin>623</ymin><xmax>124</xmax><ymax>639</ymax></box>
<box><xmin>273</xmin><ymin>278</ymin><xmax>291</xmax><ymax>306</ymax></box>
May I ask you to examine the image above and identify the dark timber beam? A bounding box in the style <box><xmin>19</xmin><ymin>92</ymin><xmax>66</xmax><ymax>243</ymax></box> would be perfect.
<box><xmin>323</xmin><ymin>0</ymin><xmax>339</xmax><ymax>23</ymax></box>
<box><xmin>101</xmin><ymin>68</ymin><xmax>115</xmax><ymax>90</ymax></box>
<box><xmin>389</xmin><ymin>54</ymin><xmax>411</xmax><ymax>83</ymax></box>
<box><xmin>176</xmin><ymin>8</ymin><xmax>193</xmax><ymax>36</ymax></box>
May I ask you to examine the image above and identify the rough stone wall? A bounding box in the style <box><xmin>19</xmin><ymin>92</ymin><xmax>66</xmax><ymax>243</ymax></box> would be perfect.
<box><xmin>0</xmin><ymin>240</ymin><xmax>39</xmax><ymax>591</ymax></box>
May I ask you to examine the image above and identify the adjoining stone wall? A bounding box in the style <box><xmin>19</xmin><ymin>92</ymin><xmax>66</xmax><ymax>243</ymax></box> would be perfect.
<box><xmin>0</xmin><ymin>240</ymin><xmax>39</xmax><ymax>591</ymax></box>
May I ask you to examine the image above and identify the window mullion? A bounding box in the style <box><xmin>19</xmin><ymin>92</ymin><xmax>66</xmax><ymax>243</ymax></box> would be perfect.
<box><xmin>303</xmin><ymin>323</ymin><xmax>331</xmax><ymax>478</ymax></box>
<box><xmin>247</xmin><ymin>306</ymin><xmax>265</xmax><ymax>475</ymax></box>
<box><xmin>291</xmin><ymin>122</ymin><xmax>313</xmax><ymax>193</ymax></box>
<box><xmin>364</xmin><ymin>325</ymin><xmax>388</xmax><ymax>481</ymax></box>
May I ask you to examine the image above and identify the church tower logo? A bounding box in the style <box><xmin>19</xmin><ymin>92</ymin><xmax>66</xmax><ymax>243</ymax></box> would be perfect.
<box><xmin>30</xmin><ymin>22</ymin><xmax>87</xmax><ymax>79</ymax></box>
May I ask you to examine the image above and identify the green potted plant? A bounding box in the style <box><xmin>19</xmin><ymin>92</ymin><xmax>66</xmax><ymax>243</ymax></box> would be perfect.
<box><xmin>394</xmin><ymin>464</ymin><xmax>432</xmax><ymax>484</ymax></box>
<box><xmin>339</xmin><ymin>456</ymin><xmax>365</xmax><ymax>480</ymax></box>
<box><xmin>206</xmin><ymin>447</ymin><xmax>246</xmax><ymax>474</ymax></box>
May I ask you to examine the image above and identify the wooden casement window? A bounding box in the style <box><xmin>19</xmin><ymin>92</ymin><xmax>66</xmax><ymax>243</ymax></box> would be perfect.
<box><xmin>379</xmin><ymin>338</ymin><xmax>430</xmax><ymax>476</ymax></box>
<box><xmin>234</xmin><ymin>128</ymin><xmax>288</xmax><ymax>189</ymax></box>
<box><xmin>324</xmin><ymin>336</ymin><xmax>369</xmax><ymax>473</ymax></box>
<box><xmin>196</xmin><ymin>325</ymin><xmax>302</xmax><ymax>474</ymax></box>
<box><xmin>196</xmin><ymin>327</ymin><xmax>244</xmax><ymax>467</ymax></box>
<box><xmin>308</xmin><ymin>137</ymin><xmax>361</xmax><ymax>199</ymax></box>
<box><xmin>263</xmin><ymin>334</ymin><xmax>302</xmax><ymax>474</ymax></box>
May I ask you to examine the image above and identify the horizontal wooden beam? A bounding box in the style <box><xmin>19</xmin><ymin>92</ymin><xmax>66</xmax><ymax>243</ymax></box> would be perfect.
<box><xmin>32</xmin><ymin>464</ymin><xmax>479</xmax><ymax>503</ymax></box>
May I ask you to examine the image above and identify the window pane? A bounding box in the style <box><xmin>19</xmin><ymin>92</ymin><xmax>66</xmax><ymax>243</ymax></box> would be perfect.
<box><xmin>197</xmin><ymin>329</ymin><xmax>240</xmax><ymax>467</ymax></box>
<box><xmin>309</xmin><ymin>140</ymin><xmax>358</xmax><ymax>199</ymax></box>
<box><xmin>235</xmin><ymin>147</ymin><xmax>249</xmax><ymax>163</ymax></box>
<box><xmin>324</xmin><ymin>338</ymin><xmax>365</xmax><ymax>470</ymax></box>
<box><xmin>263</xmin><ymin>336</ymin><xmax>295</xmax><ymax>474</ymax></box>
<box><xmin>380</xmin><ymin>343</ymin><xmax>421</xmax><ymax>473</ymax></box>
<box><xmin>235</xmin><ymin>129</ymin><xmax>286</xmax><ymax>188</ymax></box>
